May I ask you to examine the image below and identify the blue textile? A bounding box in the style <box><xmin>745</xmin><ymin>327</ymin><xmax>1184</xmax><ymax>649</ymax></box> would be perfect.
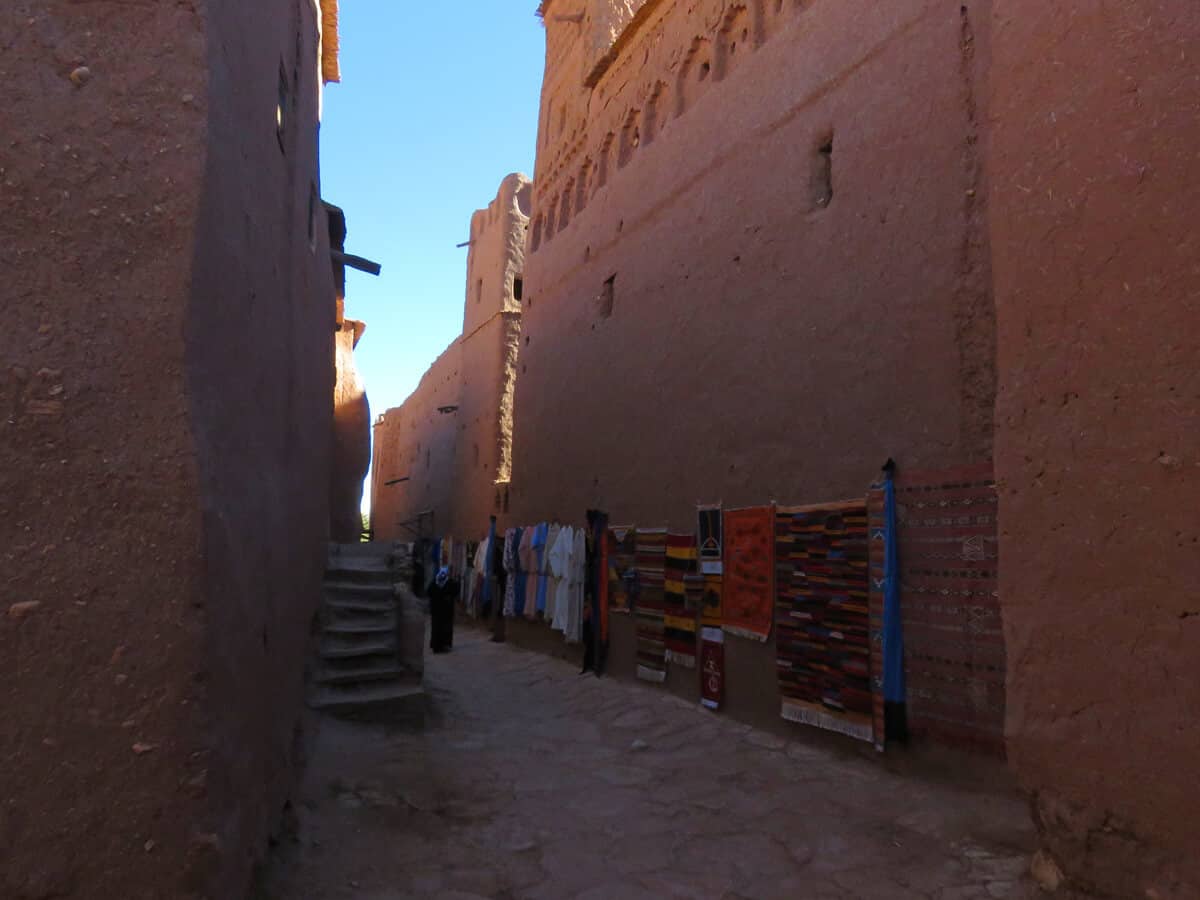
<box><xmin>534</xmin><ymin>522</ymin><xmax>550</xmax><ymax>613</ymax></box>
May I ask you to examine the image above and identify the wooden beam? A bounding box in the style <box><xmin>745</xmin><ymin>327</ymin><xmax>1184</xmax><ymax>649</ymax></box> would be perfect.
<box><xmin>331</xmin><ymin>250</ymin><xmax>382</xmax><ymax>276</ymax></box>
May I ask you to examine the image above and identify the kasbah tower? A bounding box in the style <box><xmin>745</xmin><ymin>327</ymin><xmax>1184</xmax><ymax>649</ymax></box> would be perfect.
<box><xmin>371</xmin><ymin>1</ymin><xmax>1199</xmax><ymax>898</ymax></box>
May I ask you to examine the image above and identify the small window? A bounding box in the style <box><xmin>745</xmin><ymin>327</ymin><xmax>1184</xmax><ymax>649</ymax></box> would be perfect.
<box><xmin>513</xmin><ymin>277</ymin><xmax>523</xmax><ymax>302</ymax></box>
<box><xmin>476</xmin><ymin>278</ymin><xmax>483</xmax><ymax>305</ymax></box>
<box><xmin>276</xmin><ymin>63</ymin><xmax>289</xmax><ymax>152</ymax></box>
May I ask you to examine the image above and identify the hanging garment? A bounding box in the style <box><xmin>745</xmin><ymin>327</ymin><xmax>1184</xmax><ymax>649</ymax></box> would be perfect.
<box><xmin>470</xmin><ymin>536</ymin><xmax>489</xmax><ymax>618</ymax></box>
<box><xmin>534</xmin><ymin>522</ymin><xmax>551</xmax><ymax>616</ymax></box>
<box><xmin>481</xmin><ymin>519</ymin><xmax>497</xmax><ymax>617</ymax></box>
<box><xmin>502</xmin><ymin>528</ymin><xmax>519</xmax><ymax>617</ymax></box>
<box><xmin>543</xmin><ymin>523</ymin><xmax>563</xmax><ymax>624</ymax></box>
<box><xmin>566</xmin><ymin>525</ymin><xmax>586</xmax><ymax>643</ymax></box>
<box><xmin>548</xmin><ymin>525</ymin><xmax>573</xmax><ymax>633</ymax></box>
<box><xmin>520</xmin><ymin>526</ymin><xmax>538</xmax><ymax>620</ymax></box>
<box><xmin>491</xmin><ymin>525</ymin><xmax>508</xmax><ymax>642</ymax></box>
<box><xmin>511</xmin><ymin>526</ymin><xmax>527</xmax><ymax>617</ymax></box>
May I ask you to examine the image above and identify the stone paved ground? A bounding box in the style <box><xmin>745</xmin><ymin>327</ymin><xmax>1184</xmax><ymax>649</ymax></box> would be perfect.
<box><xmin>260</xmin><ymin>629</ymin><xmax>1041</xmax><ymax>900</ymax></box>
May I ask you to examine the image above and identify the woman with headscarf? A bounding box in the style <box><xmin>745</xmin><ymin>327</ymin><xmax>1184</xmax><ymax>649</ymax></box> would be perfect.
<box><xmin>428</xmin><ymin>565</ymin><xmax>457</xmax><ymax>654</ymax></box>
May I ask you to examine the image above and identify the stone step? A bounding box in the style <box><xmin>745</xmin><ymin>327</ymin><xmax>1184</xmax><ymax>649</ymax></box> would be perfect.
<box><xmin>328</xmin><ymin>540</ymin><xmax>395</xmax><ymax>558</ymax></box>
<box><xmin>314</xmin><ymin>662</ymin><xmax>410</xmax><ymax>686</ymax></box>
<box><xmin>324</xmin><ymin>607</ymin><xmax>393</xmax><ymax>628</ymax></box>
<box><xmin>323</xmin><ymin>617</ymin><xmax>396</xmax><ymax>635</ymax></box>
<box><xmin>319</xmin><ymin>635</ymin><xmax>396</xmax><ymax>659</ymax></box>
<box><xmin>326</xmin><ymin>557</ymin><xmax>393</xmax><ymax>574</ymax></box>
<box><xmin>323</xmin><ymin>580</ymin><xmax>394</xmax><ymax>597</ymax></box>
<box><xmin>324</xmin><ymin>595</ymin><xmax>395</xmax><ymax>614</ymax></box>
<box><xmin>308</xmin><ymin>680</ymin><xmax>426</xmax><ymax>720</ymax></box>
<box><xmin>316</xmin><ymin>643</ymin><xmax>396</xmax><ymax>662</ymax></box>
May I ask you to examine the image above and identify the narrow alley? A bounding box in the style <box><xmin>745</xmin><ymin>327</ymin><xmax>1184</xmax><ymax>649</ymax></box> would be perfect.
<box><xmin>261</xmin><ymin>628</ymin><xmax>1039</xmax><ymax>900</ymax></box>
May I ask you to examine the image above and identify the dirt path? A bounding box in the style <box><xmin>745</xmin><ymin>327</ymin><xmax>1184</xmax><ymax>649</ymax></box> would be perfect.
<box><xmin>259</xmin><ymin>629</ymin><xmax>1039</xmax><ymax>899</ymax></box>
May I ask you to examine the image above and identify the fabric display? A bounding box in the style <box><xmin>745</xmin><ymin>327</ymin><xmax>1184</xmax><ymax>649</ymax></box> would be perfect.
<box><xmin>502</xmin><ymin>527</ymin><xmax>518</xmax><ymax>617</ymax></box>
<box><xmin>594</xmin><ymin>514</ymin><xmax>611</xmax><ymax>649</ymax></box>
<box><xmin>774</xmin><ymin>502</ymin><xmax>874</xmax><ymax>744</ymax></box>
<box><xmin>519</xmin><ymin>526</ymin><xmax>537</xmax><ymax>619</ymax></box>
<box><xmin>548</xmin><ymin>525</ymin><xmax>573</xmax><ymax>634</ymax></box>
<box><xmin>663</xmin><ymin>534</ymin><xmax>699</xmax><ymax>669</ymax></box>
<box><xmin>568</xmin><ymin>526</ymin><xmax>586</xmax><ymax>643</ymax></box>
<box><xmin>607</xmin><ymin>526</ymin><xmax>637</xmax><ymax>614</ymax></box>
<box><xmin>700</xmin><ymin>627</ymin><xmax>725</xmax><ymax>710</ymax></box>
<box><xmin>684</xmin><ymin>573</ymin><xmax>705</xmax><ymax>613</ymax></box>
<box><xmin>544</xmin><ymin>523</ymin><xmax>563</xmax><ymax>624</ymax></box>
<box><xmin>480</xmin><ymin>524</ymin><xmax>495</xmax><ymax>615</ymax></box>
<box><xmin>700</xmin><ymin>574</ymin><xmax>723</xmax><ymax>625</ymax></box>
<box><xmin>634</xmin><ymin>527</ymin><xmax>668</xmax><ymax>682</ymax></box>
<box><xmin>721</xmin><ymin>506</ymin><xmax>776</xmax><ymax>641</ymax></box>
<box><xmin>698</xmin><ymin>504</ymin><xmax>723</xmax><ymax>575</ymax></box>
<box><xmin>469</xmin><ymin>536</ymin><xmax>490</xmax><ymax>617</ymax></box>
<box><xmin>534</xmin><ymin>522</ymin><xmax>551</xmax><ymax>617</ymax></box>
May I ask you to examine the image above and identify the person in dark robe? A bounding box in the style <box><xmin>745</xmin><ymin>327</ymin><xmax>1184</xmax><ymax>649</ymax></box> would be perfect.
<box><xmin>428</xmin><ymin>566</ymin><xmax>457</xmax><ymax>654</ymax></box>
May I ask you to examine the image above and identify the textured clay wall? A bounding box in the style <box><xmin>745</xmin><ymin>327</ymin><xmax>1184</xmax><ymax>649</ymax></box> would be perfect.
<box><xmin>372</xmin><ymin>175</ymin><xmax>531</xmax><ymax>542</ymax></box>
<box><xmin>1</xmin><ymin>2</ymin><xmax>335</xmax><ymax>897</ymax></box>
<box><xmin>989</xmin><ymin>2</ymin><xmax>1200</xmax><ymax>895</ymax></box>
<box><xmin>510</xmin><ymin>0</ymin><xmax>997</xmax><ymax>741</ymax></box>
<box><xmin>0</xmin><ymin>4</ymin><xmax>210</xmax><ymax>897</ymax></box>
<box><xmin>516</xmin><ymin>0</ymin><xmax>995</xmax><ymax>546</ymax></box>
<box><xmin>188</xmin><ymin>0</ymin><xmax>335</xmax><ymax>895</ymax></box>
<box><xmin>372</xmin><ymin>342</ymin><xmax>465</xmax><ymax>540</ymax></box>
<box><xmin>332</xmin><ymin>318</ymin><xmax>370</xmax><ymax>541</ymax></box>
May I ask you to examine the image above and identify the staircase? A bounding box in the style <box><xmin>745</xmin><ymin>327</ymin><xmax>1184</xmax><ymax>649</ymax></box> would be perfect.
<box><xmin>309</xmin><ymin>541</ymin><xmax>426</xmax><ymax>720</ymax></box>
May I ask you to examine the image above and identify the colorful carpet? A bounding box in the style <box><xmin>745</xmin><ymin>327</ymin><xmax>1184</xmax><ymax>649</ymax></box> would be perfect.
<box><xmin>607</xmin><ymin>526</ymin><xmax>637</xmax><ymax>614</ymax></box>
<box><xmin>700</xmin><ymin>574</ymin><xmax>723</xmax><ymax>625</ymax></box>
<box><xmin>634</xmin><ymin>527</ymin><xmax>668</xmax><ymax>682</ymax></box>
<box><xmin>700</xmin><ymin>627</ymin><xmax>725</xmax><ymax>710</ymax></box>
<box><xmin>684</xmin><ymin>573</ymin><xmax>705</xmax><ymax>614</ymax></box>
<box><xmin>663</xmin><ymin>534</ymin><xmax>699</xmax><ymax>668</ymax></box>
<box><xmin>775</xmin><ymin>501</ymin><xmax>874</xmax><ymax>743</ymax></box>
<box><xmin>698</xmin><ymin>504</ymin><xmax>723</xmax><ymax>575</ymax></box>
<box><xmin>721</xmin><ymin>506</ymin><xmax>775</xmax><ymax>641</ymax></box>
<box><xmin>664</xmin><ymin>533</ymin><xmax>696</xmax><ymax>608</ymax></box>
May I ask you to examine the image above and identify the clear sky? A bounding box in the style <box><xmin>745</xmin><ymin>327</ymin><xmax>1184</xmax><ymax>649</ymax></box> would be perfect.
<box><xmin>321</xmin><ymin>2</ymin><xmax>545</xmax><ymax>511</ymax></box>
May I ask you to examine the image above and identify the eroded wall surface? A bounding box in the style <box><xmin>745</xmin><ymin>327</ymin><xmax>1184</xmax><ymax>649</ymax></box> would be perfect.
<box><xmin>516</xmin><ymin>0</ymin><xmax>996</xmax><ymax>532</ymax></box>
<box><xmin>372</xmin><ymin>175</ymin><xmax>531</xmax><ymax>542</ymax></box>
<box><xmin>990</xmin><ymin>1</ymin><xmax>1200</xmax><ymax>895</ymax></box>
<box><xmin>1</xmin><ymin>1</ymin><xmax>335</xmax><ymax>896</ymax></box>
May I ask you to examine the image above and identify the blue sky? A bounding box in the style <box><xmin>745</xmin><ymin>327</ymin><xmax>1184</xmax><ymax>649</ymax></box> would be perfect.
<box><xmin>322</xmin><ymin>3</ymin><xmax>545</xmax><ymax>425</ymax></box>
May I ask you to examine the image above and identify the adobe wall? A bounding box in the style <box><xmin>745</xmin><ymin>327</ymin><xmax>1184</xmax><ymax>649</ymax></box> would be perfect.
<box><xmin>0</xmin><ymin>1</ymin><xmax>335</xmax><ymax>897</ymax></box>
<box><xmin>507</xmin><ymin>0</ymin><xmax>998</xmax><ymax>750</ymax></box>
<box><xmin>515</xmin><ymin>0</ymin><xmax>995</xmax><ymax>542</ymax></box>
<box><xmin>188</xmin><ymin>0</ymin><xmax>335</xmax><ymax>895</ymax></box>
<box><xmin>332</xmin><ymin>318</ymin><xmax>370</xmax><ymax>542</ymax></box>
<box><xmin>0</xmin><ymin>3</ymin><xmax>210</xmax><ymax>897</ymax></box>
<box><xmin>372</xmin><ymin>341</ymin><xmax>465</xmax><ymax>540</ymax></box>
<box><xmin>989</xmin><ymin>1</ymin><xmax>1200</xmax><ymax>895</ymax></box>
<box><xmin>372</xmin><ymin>175</ymin><xmax>531</xmax><ymax>543</ymax></box>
